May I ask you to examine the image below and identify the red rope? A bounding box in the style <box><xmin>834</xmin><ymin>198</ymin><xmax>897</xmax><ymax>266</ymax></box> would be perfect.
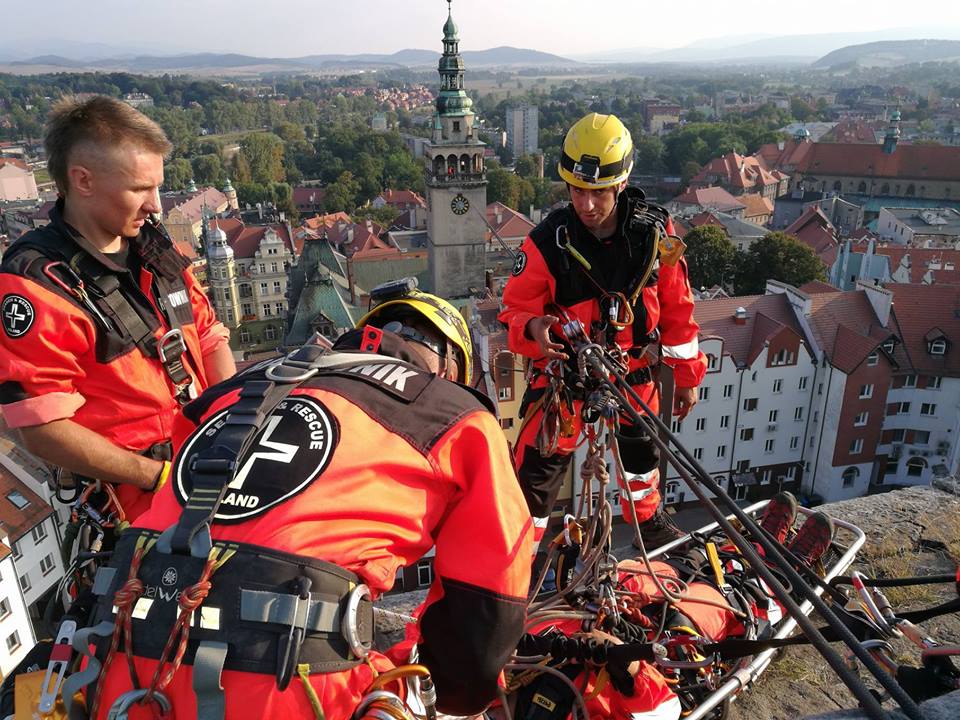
<box><xmin>90</xmin><ymin>544</ymin><xmax>148</xmax><ymax>720</ymax></box>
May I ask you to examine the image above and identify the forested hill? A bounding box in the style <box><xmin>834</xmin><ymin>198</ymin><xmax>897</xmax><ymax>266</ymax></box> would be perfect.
<box><xmin>813</xmin><ymin>39</ymin><xmax>960</xmax><ymax>68</ymax></box>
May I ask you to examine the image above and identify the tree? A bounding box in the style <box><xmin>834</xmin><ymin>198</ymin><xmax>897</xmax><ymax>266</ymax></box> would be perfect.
<box><xmin>633</xmin><ymin>134</ymin><xmax>665</xmax><ymax>175</ymax></box>
<box><xmin>733</xmin><ymin>232</ymin><xmax>827</xmax><ymax>295</ymax></box>
<box><xmin>239</xmin><ymin>132</ymin><xmax>286</xmax><ymax>185</ymax></box>
<box><xmin>163</xmin><ymin>159</ymin><xmax>193</xmax><ymax>191</ymax></box>
<box><xmin>514</xmin><ymin>154</ymin><xmax>539</xmax><ymax>179</ymax></box>
<box><xmin>323</xmin><ymin>171</ymin><xmax>360</xmax><ymax>213</ymax></box>
<box><xmin>354</xmin><ymin>205</ymin><xmax>400</xmax><ymax>227</ymax></box>
<box><xmin>683</xmin><ymin>225</ymin><xmax>736</xmax><ymax>291</ymax></box>
<box><xmin>191</xmin><ymin>154</ymin><xmax>223</xmax><ymax>186</ymax></box>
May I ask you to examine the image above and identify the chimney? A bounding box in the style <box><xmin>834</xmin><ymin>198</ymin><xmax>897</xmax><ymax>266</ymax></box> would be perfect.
<box><xmin>734</xmin><ymin>307</ymin><xmax>748</xmax><ymax>325</ymax></box>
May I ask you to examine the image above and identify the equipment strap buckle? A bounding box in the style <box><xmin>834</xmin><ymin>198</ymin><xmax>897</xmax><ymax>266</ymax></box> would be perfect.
<box><xmin>38</xmin><ymin>618</ymin><xmax>76</xmax><ymax>714</ymax></box>
<box><xmin>157</xmin><ymin>328</ymin><xmax>187</xmax><ymax>364</ymax></box>
<box><xmin>342</xmin><ymin>583</ymin><xmax>373</xmax><ymax>660</ymax></box>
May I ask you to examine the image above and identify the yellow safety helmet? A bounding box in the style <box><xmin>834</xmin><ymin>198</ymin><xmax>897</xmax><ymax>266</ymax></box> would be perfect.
<box><xmin>558</xmin><ymin>113</ymin><xmax>634</xmax><ymax>190</ymax></box>
<box><xmin>357</xmin><ymin>278</ymin><xmax>473</xmax><ymax>382</ymax></box>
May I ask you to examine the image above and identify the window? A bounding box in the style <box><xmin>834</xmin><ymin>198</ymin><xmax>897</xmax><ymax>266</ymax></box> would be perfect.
<box><xmin>273</xmin><ymin>281</ymin><xmax>282</xmax><ymax>294</ymax></box>
<box><xmin>907</xmin><ymin>457</ymin><xmax>926</xmax><ymax>477</ymax></box>
<box><xmin>30</xmin><ymin>524</ymin><xmax>47</xmax><ymax>544</ymax></box>
<box><xmin>799</xmin><ymin>376</ymin><xmax>808</xmax><ymax>390</ymax></box>
<box><xmin>693</xmin><ymin>448</ymin><xmax>703</xmax><ymax>460</ymax></box>
<box><xmin>271</xmin><ymin>262</ymin><xmax>279</xmax><ymax>273</ymax></box>
<box><xmin>770</xmin><ymin>348</ymin><xmax>794</xmax><ymax>366</ymax></box>
<box><xmin>859</xmin><ymin>384</ymin><xmax>874</xmax><ymax>399</ymax></box>
<box><xmin>761</xmin><ymin>469</ymin><xmax>772</xmax><ymax>485</ymax></box>
<box><xmin>262</xmin><ymin>304</ymin><xmax>272</xmax><ymax>317</ymax></box>
<box><xmin>813</xmin><ymin>410</ymin><xmax>819</xmax><ymax>423</ymax></box>
<box><xmin>264</xmin><ymin>325</ymin><xmax>277</xmax><ymax>341</ymax></box>
<box><xmin>854</xmin><ymin>411</ymin><xmax>868</xmax><ymax>426</ymax></box>
<box><xmin>736</xmin><ymin>459</ymin><xmax>750</xmax><ymax>473</ymax></box>
<box><xmin>842</xmin><ymin>467</ymin><xmax>859</xmax><ymax>488</ymax></box>
<box><xmin>671</xmin><ymin>419</ymin><xmax>683</xmax><ymax>433</ymax></box>
<box><xmin>743</xmin><ymin>398</ymin><xmax>757</xmax><ymax>411</ymax></box>
<box><xmin>893</xmin><ymin>402</ymin><xmax>911</xmax><ymax>415</ymax></box>
<box><xmin>259</xmin><ymin>282</ymin><xmax>268</xmax><ymax>294</ymax></box>
<box><xmin>723</xmin><ymin>384</ymin><xmax>733</xmax><ymax>399</ymax></box>
<box><xmin>891</xmin><ymin>429</ymin><xmax>906</xmax><ymax>443</ymax></box>
<box><xmin>882</xmin><ymin>339</ymin><xmax>895</xmax><ymax>354</ymax></box>
<box><xmin>867</xmin><ymin>352</ymin><xmax>879</xmax><ymax>366</ymax></box>
<box><xmin>18</xmin><ymin>574</ymin><xmax>30</xmax><ymax>593</ymax></box>
<box><xmin>695</xmin><ymin>418</ymin><xmax>706</xmax><ymax>432</ymax></box>
<box><xmin>740</xmin><ymin>428</ymin><xmax>754</xmax><ymax>441</ymax></box>
<box><xmin>498</xmin><ymin>387</ymin><xmax>511</xmax><ymax>401</ymax></box>
<box><xmin>921</xmin><ymin>403</ymin><xmax>937</xmax><ymax>416</ymax></box>
<box><xmin>707</xmin><ymin>354</ymin><xmax>718</xmax><ymax>371</ymax></box>
<box><xmin>929</xmin><ymin>340</ymin><xmax>947</xmax><ymax>356</ymax></box>
<box><xmin>242</xmin><ymin>303</ymin><xmax>253</xmax><ymax>316</ymax></box>
<box><xmin>772</xmin><ymin>379</ymin><xmax>782</xmax><ymax>394</ymax></box>
<box><xmin>818</xmin><ymin>383</ymin><xmax>824</xmax><ymax>395</ymax></box>
<box><xmin>5</xmin><ymin>631</ymin><xmax>20</xmax><ymax>653</ymax></box>
<box><xmin>0</xmin><ymin>598</ymin><xmax>9</xmax><ymax>620</ymax></box>
<box><xmin>928</xmin><ymin>376</ymin><xmax>942</xmax><ymax>389</ymax></box>
<box><xmin>850</xmin><ymin>438</ymin><xmax>863</xmax><ymax>454</ymax></box>
<box><xmin>768</xmin><ymin>409</ymin><xmax>778</xmax><ymax>423</ymax></box>
<box><xmin>417</xmin><ymin>561</ymin><xmax>433</xmax><ymax>587</ymax></box>
<box><xmin>764</xmin><ymin>439</ymin><xmax>775</xmax><ymax>453</ymax></box>
<box><xmin>40</xmin><ymin>553</ymin><xmax>55</xmax><ymax>576</ymax></box>
<box><xmin>885</xmin><ymin>462</ymin><xmax>898</xmax><ymax>475</ymax></box>
<box><xmin>717</xmin><ymin>445</ymin><xmax>727</xmax><ymax>459</ymax></box>
<box><xmin>794</xmin><ymin>407</ymin><xmax>804</xmax><ymax>421</ymax></box>
<box><xmin>904</xmin><ymin>375</ymin><xmax>917</xmax><ymax>388</ymax></box>
<box><xmin>6</xmin><ymin>491</ymin><xmax>29</xmax><ymax>510</ymax></box>
<box><xmin>720</xmin><ymin>415</ymin><xmax>730</xmax><ymax>429</ymax></box>
<box><xmin>275</xmin><ymin>302</ymin><xmax>284</xmax><ymax>316</ymax></box>
<box><xmin>914</xmin><ymin>430</ymin><xmax>930</xmax><ymax>445</ymax></box>
<box><xmin>11</xmin><ymin>542</ymin><xmax>21</xmax><ymax>561</ymax></box>
<box><xmin>500</xmin><ymin>418</ymin><xmax>514</xmax><ymax>430</ymax></box>
<box><xmin>259</xmin><ymin>263</ymin><xmax>266</xmax><ymax>274</ymax></box>
<box><xmin>239</xmin><ymin>328</ymin><xmax>251</xmax><ymax>344</ymax></box>
<box><xmin>790</xmin><ymin>436</ymin><xmax>799</xmax><ymax>450</ymax></box>
<box><xmin>222</xmin><ymin>288</ymin><xmax>231</xmax><ymax>302</ymax></box>
<box><xmin>698</xmin><ymin>387</ymin><xmax>710</xmax><ymax>401</ymax></box>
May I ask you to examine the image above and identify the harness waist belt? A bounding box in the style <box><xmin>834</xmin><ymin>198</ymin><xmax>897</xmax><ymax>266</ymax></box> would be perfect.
<box><xmin>92</xmin><ymin>529</ymin><xmax>373</xmax><ymax>676</ymax></box>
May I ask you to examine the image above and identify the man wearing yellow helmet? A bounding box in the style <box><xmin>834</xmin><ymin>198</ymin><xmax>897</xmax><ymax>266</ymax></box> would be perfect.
<box><xmin>87</xmin><ymin>278</ymin><xmax>531</xmax><ymax>719</ymax></box>
<box><xmin>499</xmin><ymin>113</ymin><xmax>707</xmax><ymax>550</ymax></box>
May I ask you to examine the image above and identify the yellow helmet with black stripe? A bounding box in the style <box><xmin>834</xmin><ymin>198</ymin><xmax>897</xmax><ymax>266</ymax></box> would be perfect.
<box><xmin>558</xmin><ymin>113</ymin><xmax>634</xmax><ymax>190</ymax></box>
<box><xmin>357</xmin><ymin>278</ymin><xmax>473</xmax><ymax>382</ymax></box>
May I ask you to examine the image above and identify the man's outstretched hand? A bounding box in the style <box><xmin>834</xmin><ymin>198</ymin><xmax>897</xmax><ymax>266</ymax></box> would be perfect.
<box><xmin>525</xmin><ymin>315</ymin><xmax>568</xmax><ymax>361</ymax></box>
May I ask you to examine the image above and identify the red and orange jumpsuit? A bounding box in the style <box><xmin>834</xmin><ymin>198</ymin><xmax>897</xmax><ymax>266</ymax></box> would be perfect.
<box><xmin>499</xmin><ymin>190</ymin><xmax>706</xmax><ymax>538</ymax></box>
<box><xmin>0</xmin><ymin>202</ymin><xmax>229</xmax><ymax>519</ymax></box>
<box><xmin>94</xmin><ymin>329</ymin><xmax>533</xmax><ymax>719</ymax></box>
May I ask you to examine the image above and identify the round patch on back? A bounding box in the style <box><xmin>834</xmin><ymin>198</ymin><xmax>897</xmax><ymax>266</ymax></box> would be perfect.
<box><xmin>512</xmin><ymin>250</ymin><xmax>527</xmax><ymax>276</ymax></box>
<box><xmin>2</xmin><ymin>294</ymin><xmax>35</xmax><ymax>339</ymax></box>
<box><xmin>174</xmin><ymin>396</ymin><xmax>339</xmax><ymax>523</ymax></box>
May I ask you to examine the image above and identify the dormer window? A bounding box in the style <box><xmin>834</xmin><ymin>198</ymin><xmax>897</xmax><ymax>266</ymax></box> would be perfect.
<box><xmin>881</xmin><ymin>339</ymin><xmax>896</xmax><ymax>355</ymax></box>
<box><xmin>929</xmin><ymin>339</ymin><xmax>947</xmax><ymax>356</ymax></box>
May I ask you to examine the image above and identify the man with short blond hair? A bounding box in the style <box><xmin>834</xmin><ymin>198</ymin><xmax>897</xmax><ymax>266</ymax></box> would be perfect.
<box><xmin>0</xmin><ymin>95</ymin><xmax>235</xmax><ymax>520</ymax></box>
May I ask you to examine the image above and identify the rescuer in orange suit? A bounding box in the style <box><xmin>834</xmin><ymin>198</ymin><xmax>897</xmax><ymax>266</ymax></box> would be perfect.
<box><xmin>499</xmin><ymin>113</ymin><xmax>706</xmax><ymax>550</ymax></box>
<box><xmin>0</xmin><ymin>96</ymin><xmax>235</xmax><ymax>520</ymax></box>
<box><xmin>88</xmin><ymin>281</ymin><xmax>532</xmax><ymax>720</ymax></box>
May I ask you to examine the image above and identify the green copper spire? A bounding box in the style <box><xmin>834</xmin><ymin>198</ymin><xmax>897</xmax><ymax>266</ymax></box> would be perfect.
<box><xmin>436</xmin><ymin>0</ymin><xmax>473</xmax><ymax>117</ymax></box>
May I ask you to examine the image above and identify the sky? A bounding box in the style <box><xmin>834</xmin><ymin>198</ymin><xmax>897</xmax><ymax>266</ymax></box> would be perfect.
<box><xmin>6</xmin><ymin>0</ymin><xmax>960</xmax><ymax>59</ymax></box>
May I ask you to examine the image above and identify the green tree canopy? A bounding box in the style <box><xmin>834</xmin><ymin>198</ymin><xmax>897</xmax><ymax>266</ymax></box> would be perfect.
<box><xmin>239</xmin><ymin>132</ymin><xmax>286</xmax><ymax>185</ymax></box>
<box><xmin>191</xmin><ymin>154</ymin><xmax>223</xmax><ymax>186</ymax></box>
<box><xmin>733</xmin><ymin>231</ymin><xmax>827</xmax><ymax>295</ymax></box>
<box><xmin>162</xmin><ymin>158</ymin><xmax>193</xmax><ymax>191</ymax></box>
<box><xmin>683</xmin><ymin>225</ymin><xmax>736</xmax><ymax>291</ymax></box>
<box><xmin>323</xmin><ymin>171</ymin><xmax>361</xmax><ymax>213</ymax></box>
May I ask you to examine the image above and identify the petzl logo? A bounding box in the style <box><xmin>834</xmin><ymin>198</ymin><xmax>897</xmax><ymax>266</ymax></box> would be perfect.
<box><xmin>174</xmin><ymin>397</ymin><xmax>339</xmax><ymax>523</ymax></box>
<box><xmin>2</xmin><ymin>294</ymin><xmax>35</xmax><ymax>338</ymax></box>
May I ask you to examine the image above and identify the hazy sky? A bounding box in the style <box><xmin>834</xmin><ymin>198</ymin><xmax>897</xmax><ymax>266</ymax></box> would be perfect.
<box><xmin>8</xmin><ymin>0</ymin><xmax>960</xmax><ymax>57</ymax></box>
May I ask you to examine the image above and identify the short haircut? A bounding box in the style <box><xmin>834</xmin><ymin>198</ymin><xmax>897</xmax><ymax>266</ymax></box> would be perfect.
<box><xmin>44</xmin><ymin>95</ymin><xmax>173</xmax><ymax>194</ymax></box>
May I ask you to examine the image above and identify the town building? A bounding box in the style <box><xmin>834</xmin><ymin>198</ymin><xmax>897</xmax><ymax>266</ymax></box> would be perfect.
<box><xmin>423</xmin><ymin>1</ymin><xmax>488</xmax><ymax>298</ymax></box>
<box><xmin>642</xmin><ymin>101</ymin><xmax>682</xmax><ymax>134</ymax></box>
<box><xmin>161</xmin><ymin>182</ymin><xmax>237</xmax><ymax>252</ymax></box>
<box><xmin>688</xmin><ymin>152</ymin><xmax>788</xmax><ymax>201</ymax></box>
<box><xmin>685</xmin><ymin>210</ymin><xmax>767</xmax><ymax>252</ymax></box>
<box><xmin>877</xmin><ymin>207</ymin><xmax>960</xmax><ymax>246</ymax></box>
<box><xmin>121</xmin><ymin>92</ymin><xmax>154</xmax><ymax>109</ymax></box>
<box><xmin>505</xmin><ymin>104</ymin><xmax>539</xmax><ymax>157</ymax></box>
<box><xmin>668</xmin><ymin>186</ymin><xmax>747</xmax><ymax>218</ymax></box>
<box><xmin>292</xmin><ymin>186</ymin><xmax>326</xmax><ymax>217</ymax></box>
<box><xmin>0</xmin><ymin>159</ymin><xmax>38</xmax><ymax>202</ymax></box>
<box><xmin>373</xmin><ymin>189</ymin><xmax>427</xmax><ymax>229</ymax></box>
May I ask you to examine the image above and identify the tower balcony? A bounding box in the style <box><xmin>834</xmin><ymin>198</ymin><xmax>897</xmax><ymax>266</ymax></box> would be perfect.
<box><xmin>427</xmin><ymin>171</ymin><xmax>487</xmax><ymax>188</ymax></box>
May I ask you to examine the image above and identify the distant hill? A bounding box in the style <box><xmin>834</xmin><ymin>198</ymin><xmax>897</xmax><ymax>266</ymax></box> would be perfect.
<box><xmin>813</xmin><ymin>39</ymin><xmax>960</xmax><ymax>68</ymax></box>
<box><xmin>6</xmin><ymin>46</ymin><xmax>576</xmax><ymax>74</ymax></box>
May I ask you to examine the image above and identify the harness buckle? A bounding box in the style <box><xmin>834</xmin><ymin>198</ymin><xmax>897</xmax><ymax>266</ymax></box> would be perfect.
<box><xmin>157</xmin><ymin>328</ymin><xmax>187</xmax><ymax>364</ymax></box>
<box><xmin>342</xmin><ymin>583</ymin><xmax>373</xmax><ymax>659</ymax></box>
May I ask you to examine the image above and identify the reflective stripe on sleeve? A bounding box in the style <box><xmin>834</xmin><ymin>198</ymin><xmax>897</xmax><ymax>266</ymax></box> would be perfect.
<box><xmin>631</xmin><ymin>696</ymin><xmax>682</xmax><ymax>720</ymax></box>
<box><xmin>662</xmin><ymin>337</ymin><xmax>699</xmax><ymax>360</ymax></box>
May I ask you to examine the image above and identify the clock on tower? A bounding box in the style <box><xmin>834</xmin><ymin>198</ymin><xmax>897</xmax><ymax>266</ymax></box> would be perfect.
<box><xmin>450</xmin><ymin>194</ymin><xmax>470</xmax><ymax>215</ymax></box>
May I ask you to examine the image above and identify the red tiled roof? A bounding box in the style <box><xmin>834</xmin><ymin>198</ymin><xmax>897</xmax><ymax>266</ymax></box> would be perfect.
<box><xmin>672</xmin><ymin>186</ymin><xmax>746</xmax><ymax>213</ymax></box>
<box><xmin>0</xmin><ymin>158</ymin><xmax>29</xmax><ymax>171</ymax></box>
<box><xmin>867</xmin><ymin>245</ymin><xmax>960</xmax><ymax>285</ymax></box>
<box><xmin>694</xmin><ymin>293</ymin><xmax>806</xmax><ymax>367</ymax></box>
<box><xmin>739</xmin><ymin>193</ymin><xmax>774</xmax><ymax>220</ymax></box>
<box><xmin>293</xmin><ymin>186</ymin><xmax>326</xmax><ymax>207</ymax></box>
<box><xmin>754</xmin><ymin>140</ymin><xmax>814</xmax><ymax>172</ymax></box>
<box><xmin>690</xmin><ymin>152</ymin><xmax>780</xmax><ymax>193</ymax></box>
<box><xmin>799</xmin><ymin>280</ymin><xmax>839</xmax><ymax>295</ymax></box>
<box><xmin>379</xmin><ymin>189</ymin><xmax>426</xmax><ymax>208</ymax></box>
<box><xmin>806</xmin><ymin>290</ymin><xmax>886</xmax><ymax>372</ymax></box>
<box><xmin>785</xmin><ymin>206</ymin><xmax>838</xmax><ymax>264</ymax></box>
<box><xmin>215</xmin><ymin>217</ymin><xmax>293</xmax><ymax>258</ymax></box>
<box><xmin>161</xmin><ymin>187</ymin><xmax>229</xmax><ymax>222</ymax></box>
<box><xmin>0</xmin><ymin>465</ymin><xmax>54</xmax><ymax>542</ymax></box>
<box><xmin>486</xmin><ymin>202</ymin><xmax>535</xmax><ymax>240</ymax></box>
<box><xmin>770</xmin><ymin>142</ymin><xmax>960</xmax><ymax>181</ymax></box>
<box><xmin>821</xmin><ymin>119</ymin><xmax>880</xmax><ymax>144</ymax></box>
<box><xmin>887</xmin><ymin>284</ymin><xmax>960</xmax><ymax>376</ymax></box>
<box><xmin>344</xmin><ymin>221</ymin><xmax>389</xmax><ymax>255</ymax></box>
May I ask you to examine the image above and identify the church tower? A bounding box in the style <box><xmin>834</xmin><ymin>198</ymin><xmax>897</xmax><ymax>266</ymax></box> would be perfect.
<box><xmin>204</xmin><ymin>213</ymin><xmax>241</xmax><ymax>328</ymax></box>
<box><xmin>425</xmin><ymin>0</ymin><xmax>487</xmax><ymax>299</ymax></box>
